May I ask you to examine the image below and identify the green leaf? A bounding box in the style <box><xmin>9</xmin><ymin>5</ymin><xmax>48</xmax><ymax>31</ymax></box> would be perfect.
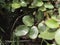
<box><xmin>22</xmin><ymin>15</ymin><xmax>34</xmax><ymax>26</ymax></box>
<box><xmin>38</xmin><ymin>22</ymin><xmax>47</xmax><ymax>33</ymax></box>
<box><xmin>35</xmin><ymin>11</ymin><xmax>44</xmax><ymax>21</ymax></box>
<box><xmin>36</xmin><ymin>1</ymin><xmax>43</xmax><ymax>7</ymax></box>
<box><xmin>28</xmin><ymin>26</ymin><xmax>38</xmax><ymax>39</ymax></box>
<box><xmin>51</xmin><ymin>15</ymin><xmax>57</xmax><ymax>21</ymax></box>
<box><xmin>58</xmin><ymin>8</ymin><xmax>60</xmax><ymax>15</ymax></box>
<box><xmin>20</xmin><ymin>0</ymin><xmax>27</xmax><ymax>7</ymax></box>
<box><xmin>55</xmin><ymin>29</ymin><xmax>60</xmax><ymax>45</ymax></box>
<box><xmin>14</xmin><ymin>25</ymin><xmax>29</xmax><ymax>36</ymax></box>
<box><xmin>13</xmin><ymin>0</ymin><xmax>19</xmax><ymax>3</ymax></box>
<box><xmin>45</xmin><ymin>19</ymin><xmax>59</xmax><ymax>28</ymax></box>
<box><xmin>20</xmin><ymin>2</ymin><xmax>27</xmax><ymax>7</ymax></box>
<box><xmin>11</xmin><ymin>3</ymin><xmax>21</xmax><ymax>9</ymax></box>
<box><xmin>47</xmin><ymin>43</ymin><xmax>51</xmax><ymax>45</ymax></box>
<box><xmin>29</xmin><ymin>0</ymin><xmax>43</xmax><ymax>8</ymax></box>
<box><xmin>51</xmin><ymin>15</ymin><xmax>60</xmax><ymax>22</ymax></box>
<box><xmin>29</xmin><ymin>0</ymin><xmax>37</xmax><ymax>8</ymax></box>
<box><xmin>42</xmin><ymin>0</ymin><xmax>49</xmax><ymax>1</ymax></box>
<box><xmin>51</xmin><ymin>43</ymin><xmax>56</xmax><ymax>45</ymax></box>
<box><xmin>0</xmin><ymin>0</ymin><xmax>4</xmax><ymax>3</ymax></box>
<box><xmin>48</xmin><ymin>28</ymin><xmax>57</xmax><ymax>32</ymax></box>
<box><xmin>56</xmin><ymin>15</ymin><xmax>60</xmax><ymax>23</ymax></box>
<box><xmin>44</xmin><ymin>3</ymin><xmax>54</xmax><ymax>9</ymax></box>
<box><xmin>56</xmin><ymin>15</ymin><xmax>60</xmax><ymax>24</ymax></box>
<box><xmin>47</xmin><ymin>10</ymin><xmax>53</xmax><ymax>15</ymax></box>
<box><xmin>38</xmin><ymin>29</ymin><xmax>55</xmax><ymax>40</ymax></box>
<box><xmin>39</xmin><ymin>6</ymin><xmax>46</xmax><ymax>11</ymax></box>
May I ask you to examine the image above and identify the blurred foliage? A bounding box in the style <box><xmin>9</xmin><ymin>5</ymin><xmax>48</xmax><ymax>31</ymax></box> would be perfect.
<box><xmin>0</xmin><ymin>0</ymin><xmax>60</xmax><ymax>45</ymax></box>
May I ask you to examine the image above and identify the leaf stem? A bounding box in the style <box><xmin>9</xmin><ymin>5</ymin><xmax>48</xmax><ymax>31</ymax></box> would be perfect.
<box><xmin>41</xmin><ymin>39</ymin><xmax>44</xmax><ymax>45</ymax></box>
<box><xmin>11</xmin><ymin>15</ymin><xmax>23</xmax><ymax>32</ymax></box>
<box><xmin>16</xmin><ymin>37</ymin><xmax>20</xmax><ymax>45</ymax></box>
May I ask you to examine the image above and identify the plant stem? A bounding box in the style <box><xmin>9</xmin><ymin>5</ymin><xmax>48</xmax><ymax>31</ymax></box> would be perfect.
<box><xmin>16</xmin><ymin>37</ymin><xmax>19</xmax><ymax>45</ymax></box>
<box><xmin>41</xmin><ymin>39</ymin><xmax>44</xmax><ymax>45</ymax></box>
<box><xmin>11</xmin><ymin>32</ymin><xmax>15</xmax><ymax>45</ymax></box>
<box><xmin>11</xmin><ymin>15</ymin><xmax>23</xmax><ymax>32</ymax></box>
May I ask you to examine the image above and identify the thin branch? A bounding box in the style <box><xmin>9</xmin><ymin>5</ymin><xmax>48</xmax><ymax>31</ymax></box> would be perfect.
<box><xmin>11</xmin><ymin>15</ymin><xmax>23</xmax><ymax>32</ymax></box>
